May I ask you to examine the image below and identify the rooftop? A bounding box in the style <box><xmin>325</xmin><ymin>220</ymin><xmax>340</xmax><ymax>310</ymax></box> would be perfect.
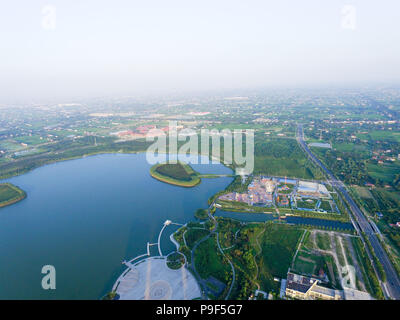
<box><xmin>286</xmin><ymin>272</ymin><xmax>318</xmax><ymax>293</ymax></box>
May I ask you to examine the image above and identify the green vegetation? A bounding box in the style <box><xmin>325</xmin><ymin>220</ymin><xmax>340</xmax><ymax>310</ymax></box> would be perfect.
<box><xmin>173</xmin><ymin>226</ymin><xmax>192</xmax><ymax>264</ymax></box>
<box><xmin>277</xmin><ymin>183</ymin><xmax>294</xmax><ymax>194</ymax></box>
<box><xmin>0</xmin><ymin>137</ymin><xmax>152</xmax><ymax>180</ymax></box>
<box><xmin>291</xmin><ymin>231</ymin><xmax>348</xmax><ymax>289</ymax></box>
<box><xmin>315</xmin><ymin>232</ymin><xmax>331</xmax><ymax>250</ymax></box>
<box><xmin>185</xmin><ymin>228</ymin><xmax>210</xmax><ymax>250</ymax></box>
<box><xmin>350</xmin><ymin>184</ymin><xmax>400</xmax><ymax>259</ymax></box>
<box><xmin>0</xmin><ymin>183</ymin><xmax>26</xmax><ymax>208</ymax></box>
<box><xmin>194</xmin><ymin>208</ymin><xmax>209</xmax><ymax>220</ymax></box>
<box><xmin>212</xmin><ymin>174</ymin><xmax>348</xmax><ymax>224</ymax></box>
<box><xmin>2</xmin><ymin>87</ymin><xmax>400</xmax><ymax>300</ymax></box>
<box><xmin>14</xmin><ymin>135</ymin><xmax>45</xmax><ymax>146</ymax></box>
<box><xmin>330</xmin><ymin>192</ymin><xmax>350</xmax><ymax>219</ymax></box>
<box><xmin>367</xmin><ymin>162</ymin><xmax>400</xmax><ymax>184</ymax></box>
<box><xmin>150</xmin><ymin>161</ymin><xmax>201</xmax><ymax>187</ymax></box>
<box><xmin>225</xmin><ymin>175</ymin><xmax>252</xmax><ymax>193</ymax></box>
<box><xmin>296</xmin><ymin>198</ymin><xmax>317</xmax><ymax>209</ymax></box>
<box><xmin>351</xmin><ymin>237</ymin><xmax>384</xmax><ymax>299</ymax></box>
<box><xmin>216</xmin><ymin>199</ymin><xmax>275</xmax><ymax>214</ymax></box>
<box><xmin>257</xmin><ymin>223</ymin><xmax>303</xmax><ymax>279</ymax></box>
<box><xmin>187</xmin><ymin>218</ymin><xmax>303</xmax><ymax>299</ymax></box>
<box><xmin>166</xmin><ymin>252</ymin><xmax>185</xmax><ymax>270</ymax></box>
<box><xmin>156</xmin><ymin>162</ymin><xmax>194</xmax><ymax>180</ymax></box>
<box><xmin>220</xmin><ymin>221</ymin><xmax>303</xmax><ymax>298</ymax></box>
<box><xmin>362</xmin><ymin>232</ymin><xmax>387</xmax><ymax>282</ymax></box>
<box><xmin>377</xmin><ymin>234</ymin><xmax>400</xmax><ymax>280</ymax></box>
<box><xmin>194</xmin><ymin>235</ymin><xmax>231</xmax><ymax>283</ymax></box>
<box><xmin>335</xmin><ymin>237</ymin><xmax>345</xmax><ymax>267</ymax></box>
<box><xmin>306</xmin><ymin>120</ymin><xmax>400</xmax><ymax>257</ymax></box>
<box><xmin>101</xmin><ymin>291</ymin><xmax>118</xmax><ymax>300</ymax></box>
<box><xmin>292</xmin><ymin>250</ymin><xmax>330</xmax><ymax>280</ymax></box>
<box><xmin>319</xmin><ymin>200</ymin><xmax>332</xmax><ymax>212</ymax></box>
<box><xmin>207</xmin><ymin>175</ymin><xmax>251</xmax><ymax>206</ymax></box>
<box><xmin>253</xmin><ymin>135</ymin><xmax>325</xmax><ymax>180</ymax></box>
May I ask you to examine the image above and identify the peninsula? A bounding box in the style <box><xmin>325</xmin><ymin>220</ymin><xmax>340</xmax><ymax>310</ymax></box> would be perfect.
<box><xmin>150</xmin><ymin>161</ymin><xmax>201</xmax><ymax>187</ymax></box>
<box><xmin>0</xmin><ymin>183</ymin><xmax>26</xmax><ymax>208</ymax></box>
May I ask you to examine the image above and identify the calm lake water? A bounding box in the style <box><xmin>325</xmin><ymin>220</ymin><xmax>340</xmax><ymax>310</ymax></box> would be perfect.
<box><xmin>0</xmin><ymin>153</ymin><xmax>233</xmax><ymax>299</ymax></box>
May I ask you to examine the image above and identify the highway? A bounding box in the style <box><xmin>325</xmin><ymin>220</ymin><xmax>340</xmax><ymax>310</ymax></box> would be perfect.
<box><xmin>296</xmin><ymin>124</ymin><xmax>400</xmax><ymax>299</ymax></box>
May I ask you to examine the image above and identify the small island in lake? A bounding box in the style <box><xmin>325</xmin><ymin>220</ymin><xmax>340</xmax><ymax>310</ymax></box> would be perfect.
<box><xmin>0</xmin><ymin>183</ymin><xmax>26</xmax><ymax>208</ymax></box>
<box><xmin>150</xmin><ymin>161</ymin><xmax>201</xmax><ymax>187</ymax></box>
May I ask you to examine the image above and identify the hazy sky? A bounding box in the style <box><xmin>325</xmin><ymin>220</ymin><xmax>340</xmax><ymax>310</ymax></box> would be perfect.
<box><xmin>1</xmin><ymin>0</ymin><xmax>400</xmax><ymax>102</ymax></box>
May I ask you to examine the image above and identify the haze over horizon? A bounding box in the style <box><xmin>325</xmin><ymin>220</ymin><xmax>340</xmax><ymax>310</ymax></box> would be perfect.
<box><xmin>1</xmin><ymin>0</ymin><xmax>400</xmax><ymax>103</ymax></box>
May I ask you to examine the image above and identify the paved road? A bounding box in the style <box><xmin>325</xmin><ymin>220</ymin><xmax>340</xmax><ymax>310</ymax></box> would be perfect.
<box><xmin>296</xmin><ymin>124</ymin><xmax>400</xmax><ymax>299</ymax></box>
<box><xmin>190</xmin><ymin>232</ymin><xmax>213</xmax><ymax>299</ymax></box>
<box><xmin>190</xmin><ymin>201</ymin><xmax>236</xmax><ymax>300</ymax></box>
<box><xmin>207</xmin><ymin>201</ymin><xmax>236</xmax><ymax>299</ymax></box>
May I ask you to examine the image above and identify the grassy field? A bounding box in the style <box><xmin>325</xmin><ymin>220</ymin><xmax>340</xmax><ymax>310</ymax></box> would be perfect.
<box><xmin>194</xmin><ymin>208</ymin><xmax>209</xmax><ymax>220</ymax></box>
<box><xmin>356</xmin><ymin>130</ymin><xmax>400</xmax><ymax>143</ymax></box>
<box><xmin>258</xmin><ymin>223</ymin><xmax>303</xmax><ymax>279</ymax></box>
<box><xmin>150</xmin><ymin>161</ymin><xmax>201</xmax><ymax>187</ymax></box>
<box><xmin>351</xmin><ymin>236</ymin><xmax>384</xmax><ymax>299</ymax></box>
<box><xmin>216</xmin><ymin>221</ymin><xmax>303</xmax><ymax>296</ymax></box>
<box><xmin>155</xmin><ymin>162</ymin><xmax>193</xmax><ymax>180</ymax></box>
<box><xmin>319</xmin><ymin>200</ymin><xmax>333</xmax><ymax>212</ymax></box>
<box><xmin>291</xmin><ymin>231</ymin><xmax>352</xmax><ymax>289</ymax></box>
<box><xmin>296</xmin><ymin>199</ymin><xmax>317</xmax><ymax>209</ymax></box>
<box><xmin>253</xmin><ymin>135</ymin><xmax>325</xmax><ymax>180</ymax></box>
<box><xmin>185</xmin><ymin>228</ymin><xmax>210</xmax><ymax>250</ymax></box>
<box><xmin>14</xmin><ymin>135</ymin><xmax>45</xmax><ymax>146</ymax></box>
<box><xmin>216</xmin><ymin>199</ymin><xmax>275</xmax><ymax>213</ymax></box>
<box><xmin>193</xmin><ymin>235</ymin><xmax>231</xmax><ymax>283</ymax></box>
<box><xmin>367</xmin><ymin>162</ymin><xmax>400</xmax><ymax>184</ymax></box>
<box><xmin>315</xmin><ymin>232</ymin><xmax>331</xmax><ymax>250</ymax></box>
<box><xmin>0</xmin><ymin>183</ymin><xmax>26</xmax><ymax>208</ymax></box>
<box><xmin>333</xmin><ymin>142</ymin><xmax>369</xmax><ymax>154</ymax></box>
<box><xmin>352</xmin><ymin>186</ymin><xmax>374</xmax><ymax>199</ymax></box>
<box><xmin>166</xmin><ymin>252</ymin><xmax>185</xmax><ymax>270</ymax></box>
<box><xmin>292</xmin><ymin>250</ymin><xmax>325</xmax><ymax>276</ymax></box>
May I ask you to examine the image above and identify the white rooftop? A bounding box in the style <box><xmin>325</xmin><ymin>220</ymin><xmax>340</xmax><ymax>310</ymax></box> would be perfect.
<box><xmin>115</xmin><ymin>257</ymin><xmax>201</xmax><ymax>300</ymax></box>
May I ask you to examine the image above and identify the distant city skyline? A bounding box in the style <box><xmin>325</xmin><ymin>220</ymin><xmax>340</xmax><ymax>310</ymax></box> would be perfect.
<box><xmin>1</xmin><ymin>0</ymin><xmax>400</xmax><ymax>103</ymax></box>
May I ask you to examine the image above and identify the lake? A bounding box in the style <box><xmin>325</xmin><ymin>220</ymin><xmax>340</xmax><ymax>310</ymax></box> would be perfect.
<box><xmin>0</xmin><ymin>153</ymin><xmax>233</xmax><ymax>299</ymax></box>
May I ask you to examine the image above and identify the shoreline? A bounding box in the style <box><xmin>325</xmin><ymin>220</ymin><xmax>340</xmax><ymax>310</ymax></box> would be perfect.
<box><xmin>149</xmin><ymin>162</ymin><xmax>201</xmax><ymax>188</ymax></box>
<box><xmin>0</xmin><ymin>183</ymin><xmax>27</xmax><ymax>208</ymax></box>
<box><xmin>0</xmin><ymin>149</ymin><xmax>236</xmax><ymax>182</ymax></box>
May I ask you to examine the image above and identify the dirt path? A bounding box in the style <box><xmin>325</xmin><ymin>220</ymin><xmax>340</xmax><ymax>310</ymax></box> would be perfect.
<box><xmin>338</xmin><ymin>236</ymin><xmax>349</xmax><ymax>269</ymax></box>
<box><xmin>253</xmin><ymin>225</ymin><xmax>268</xmax><ymax>288</ymax></box>
<box><xmin>310</xmin><ymin>230</ymin><xmax>368</xmax><ymax>291</ymax></box>
<box><xmin>291</xmin><ymin>230</ymin><xmax>307</xmax><ymax>269</ymax></box>
<box><xmin>329</xmin><ymin>232</ymin><xmax>343</xmax><ymax>284</ymax></box>
<box><xmin>345</xmin><ymin>235</ymin><xmax>367</xmax><ymax>291</ymax></box>
<box><xmin>311</xmin><ymin>231</ymin><xmax>341</xmax><ymax>286</ymax></box>
<box><xmin>312</xmin><ymin>230</ymin><xmax>317</xmax><ymax>249</ymax></box>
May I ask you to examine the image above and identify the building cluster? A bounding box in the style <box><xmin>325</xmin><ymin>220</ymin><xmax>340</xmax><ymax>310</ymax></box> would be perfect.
<box><xmin>111</xmin><ymin>125</ymin><xmax>169</xmax><ymax>140</ymax></box>
<box><xmin>389</xmin><ymin>222</ymin><xmax>400</xmax><ymax>228</ymax></box>
<box><xmin>284</xmin><ymin>272</ymin><xmax>373</xmax><ymax>300</ymax></box>
<box><xmin>296</xmin><ymin>181</ymin><xmax>329</xmax><ymax>198</ymax></box>
<box><xmin>219</xmin><ymin>177</ymin><xmax>278</xmax><ymax>206</ymax></box>
<box><xmin>218</xmin><ymin>176</ymin><xmax>331</xmax><ymax>209</ymax></box>
<box><xmin>187</xmin><ymin>112</ymin><xmax>210</xmax><ymax>116</ymax></box>
<box><xmin>371</xmin><ymin>149</ymin><xmax>399</xmax><ymax>164</ymax></box>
